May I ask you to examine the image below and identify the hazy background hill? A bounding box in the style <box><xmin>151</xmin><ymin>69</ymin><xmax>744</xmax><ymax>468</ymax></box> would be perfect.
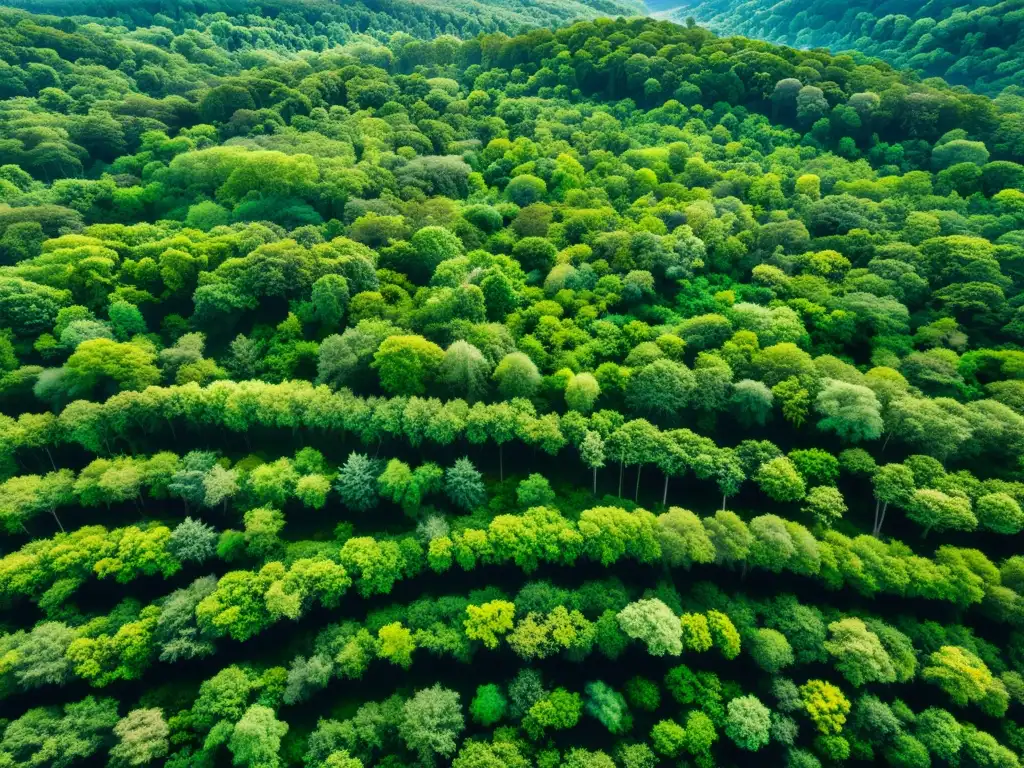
<box><xmin>660</xmin><ymin>0</ymin><xmax>1024</xmax><ymax>96</ymax></box>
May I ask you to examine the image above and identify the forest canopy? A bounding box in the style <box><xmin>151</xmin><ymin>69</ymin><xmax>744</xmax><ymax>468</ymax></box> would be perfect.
<box><xmin>1</xmin><ymin>4</ymin><xmax>1024</xmax><ymax>768</ymax></box>
<box><xmin>663</xmin><ymin>0</ymin><xmax>1024</xmax><ymax>97</ymax></box>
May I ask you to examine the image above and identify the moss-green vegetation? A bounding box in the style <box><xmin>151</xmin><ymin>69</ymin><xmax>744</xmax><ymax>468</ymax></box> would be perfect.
<box><xmin>2</xmin><ymin>6</ymin><xmax>1024</xmax><ymax>767</ymax></box>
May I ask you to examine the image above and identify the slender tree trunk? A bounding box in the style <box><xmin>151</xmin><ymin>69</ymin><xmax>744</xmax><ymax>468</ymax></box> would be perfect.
<box><xmin>44</xmin><ymin>447</ymin><xmax>56</xmax><ymax>472</ymax></box>
<box><xmin>50</xmin><ymin>509</ymin><xmax>64</xmax><ymax>533</ymax></box>
<box><xmin>873</xmin><ymin>498</ymin><xmax>881</xmax><ymax>536</ymax></box>
<box><xmin>876</xmin><ymin>501</ymin><xmax>889</xmax><ymax>536</ymax></box>
<box><xmin>881</xmin><ymin>430</ymin><xmax>893</xmax><ymax>454</ymax></box>
<box><xmin>722</xmin><ymin>494</ymin><xmax>727</xmax><ymax>511</ymax></box>
<box><xmin>663</xmin><ymin>475</ymin><xmax>669</xmax><ymax>506</ymax></box>
<box><xmin>618</xmin><ymin>459</ymin><xmax>624</xmax><ymax>498</ymax></box>
<box><xmin>593</xmin><ymin>467</ymin><xmax>597</xmax><ymax>495</ymax></box>
<box><xmin>20</xmin><ymin>521</ymin><xmax>31</xmax><ymax>537</ymax></box>
<box><xmin>635</xmin><ymin>464</ymin><xmax>642</xmax><ymax>501</ymax></box>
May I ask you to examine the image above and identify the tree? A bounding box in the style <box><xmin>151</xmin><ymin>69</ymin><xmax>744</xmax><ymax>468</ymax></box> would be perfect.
<box><xmin>525</xmin><ymin>688</ymin><xmax>581</xmax><ymax>737</ymax></box>
<box><xmin>378</xmin><ymin>622</ymin><xmax>416</xmax><ymax>668</ymax></box>
<box><xmin>0</xmin><ymin>696</ymin><xmax>118</xmax><ymax>768</ymax></box>
<box><xmin>656</xmin><ymin>507</ymin><xmax>716</xmax><ymax>569</ymax></box>
<box><xmin>617</xmin><ymin>599</ymin><xmax>683</xmax><ymax>656</ymax></box>
<box><xmin>229</xmin><ymin>705</ymin><xmax>289</xmax><ymax>768</ymax></box>
<box><xmin>11</xmin><ymin>622</ymin><xmax>75</xmax><ymax>689</ymax></box>
<box><xmin>756</xmin><ymin>457</ymin><xmax>806</xmax><ymax>502</ymax></box>
<box><xmin>505</xmin><ymin>174</ymin><xmax>546</xmax><ymax>206</ymax></box>
<box><xmin>703</xmin><ymin>510</ymin><xmax>752</xmax><ymax>568</ymax></box>
<box><xmin>799</xmin><ymin>680</ymin><xmax>850</xmax><ymax>735</ymax></box>
<box><xmin>749</xmin><ymin>628</ymin><xmax>795</xmax><ymax>674</ymax></box>
<box><xmin>976</xmin><ymin>492</ymin><xmax>1024</xmax><ymax>534</ymax></box>
<box><xmin>725</xmin><ymin>695</ymin><xmax>771</xmax><ymax>751</ymax></box>
<box><xmin>516</xmin><ymin>474</ymin><xmax>554</xmax><ymax>507</ymax></box>
<box><xmin>683</xmin><ymin>710</ymin><xmax>718</xmax><ymax>764</ymax></box>
<box><xmin>566</xmin><ymin>372</ymin><xmax>601</xmax><ymax>413</ymax></box>
<box><xmin>399</xmin><ymin>685</ymin><xmax>465</xmax><ymax>762</ymax></box>
<box><xmin>580</xmin><ymin>430</ymin><xmax>606</xmax><ymax>494</ymax></box>
<box><xmin>335</xmin><ymin>453</ymin><xmax>379</xmax><ymax>513</ymax></box>
<box><xmin>372</xmin><ymin>335</ymin><xmax>444</xmax><ymax>396</ymax></box>
<box><xmin>441</xmin><ymin>341</ymin><xmax>491</xmax><ymax>402</ymax></box>
<box><xmin>309</xmin><ymin>274</ymin><xmax>350</xmax><ymax>331</ymax></box>
<box><xmin>625</xmin><ymin>359</ymin><xmax>694</xmax><ymax>421</ymax></box>
<box><xmin>815</xmin><ymin>380</ymin><xmax>883</xmax><ymax>442</ymax></box>
<box><xmin>906</xmin><ymin>489</ymin><xmax>977</xmax><ymax>536</ymax></box>
<box><xmin>788</xmin><ymin>449</ymin><xmax>839</xmax><ymax>487</ymax></box>
<box><xmin>493</xmin><ymin>353</ymin><xmax>541</xmax><ymax>399</ymax></box>
<box><xmin>108</xmin><ymin>301</ymin><xmax>146</xmax><ymax>341</ymax></box>
<box><xmin>914</xmin><ymin>708</ymin><xmax>962</xmax><ymax>763</ymax></box>
<box><xmin>465</xmin><ymin>600</ymin><xmax>515</xmax><ymax>649</ymax></box>
<box><xmin>109</xmin><ymin>708</ymin><xmax>169</xmax><ymax>767</ymax></box>
<box><xmin>62</xmin><ymin>338</ymin><xmax>160</xmax><ymax>397</ymax></box>
<box><xmin>283</xmin><ymin>655</ymin><xmax>333</xmax><ymax>705</ymax></box>
<box><xmin>922</xmin><ymin>646</ymin><xmax>1009</xmax><ymax>716</ymax></box>
<box><xmin>469</xmin><ymin>684</ymin><xmax>507</xmax><ymax>727</ymax></box>
<box><xmin>584</xmin><ymin>681</ymin><xmax>632</xmax><ymax>734</ymax></box>
<box><xmin>169</xmin><ymin>517</ymin><xmax>218</xmax><ymax>564</ymax></box>
<box><xmin>871</xmin><ymin>463</ymin><xmax>915</xmax><ymax>536</ymax></box>
<box><xmin>824</xmin><ymin>618</ymin><xmax>896</xmax><ymax>687</ymax></box>
<box><xmin>324</xmin><ymin>751</ymin><xmax>364</xmax><ymax>768</ymax></box>
<box><xmin>679</xmin><ymin>613</ymin><xmax>713</xmax><ymax>652</ymax></box>
<box><xmin>203</xmin><ymin>465</ymin><xmax>240</xmax><ymax>511</ymax></box>
<box><xmin>651</xmin><ymin>719</ymin><xmax>686</xmax><ymax>757</ymax></box>
<box><xmin>802</xmin><ymin>486</ymin><xmax>847</xmax><ymax>528</ymax></box>
<box><xmin>731</xmin><ymin>380</ymin><xmax>774</xmax><ymax>426</ymax></box>
<box><xmin>445</xmin><ymin>457</ymin><xmax>485</xmax><ymax>510</ymax></box>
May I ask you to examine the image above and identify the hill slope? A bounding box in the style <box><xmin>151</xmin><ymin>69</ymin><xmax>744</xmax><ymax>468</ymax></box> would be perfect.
<box><xmin>664</xmin><ymin>0</ymin><xmax>1024</xmax><ymax>96</ymax></box>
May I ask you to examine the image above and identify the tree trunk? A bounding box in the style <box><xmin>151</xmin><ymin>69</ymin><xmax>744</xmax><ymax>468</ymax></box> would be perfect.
<box><xmin>722</xmin><ymin>494</ymin><xmax>727</xmax><ymax>511</ymax></box>
<box><xmin>876</xmin><ymin>501</ymin><xmax>889</xmax><ymax>536</ymax></box>
<box><xmin>881</xmin><ymin>430</ymin><xmax>893</xmax><ymax>454</ymax></box>
<box><xmin>44</xmin><ymin>447</ymin><xmax>56</xmax><ymax>472</ymax></box>
<box><xmin>50</xmin><ymin>509</ymin><xmax>65</xmax><ymax>533</ymax></box>
<box><xmin>635</xmin><ymin>464</ymin><xmax>642</xmax><ymax>501</ymax></box>
<box><xmin>873</xmin><ymin>498</ymin><xmax>881</xmax><ymax>536</ymax></box>
<box><xmin>618</xmin><ymin>459</ymin><xmax>624</xmax><ymax>498</ymax></box>
<box><xmin>593</xmin><ymin>467</ymin><xmax>597</xmax><ymax>495</ymax></box>
<box><xmin>663</xmin><ymin>475</ymin><xmax>669</xmax><ymax>506</ymax></box>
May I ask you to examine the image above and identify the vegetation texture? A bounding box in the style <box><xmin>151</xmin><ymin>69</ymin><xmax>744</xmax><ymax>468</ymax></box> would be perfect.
<box><xmin>2</xmin><ymin>3</ymin><xmax>1024</xmax><ymax>768</ymax></box>
<box><xmin>663</xmin><ymin>0</ymin><xmax>1024</xmax><ymax>96</ymax></box>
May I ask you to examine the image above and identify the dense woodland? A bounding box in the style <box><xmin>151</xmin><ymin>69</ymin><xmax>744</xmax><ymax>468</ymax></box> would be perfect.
<box><xmin>1</xmin><ymin>0</ymin><xmax>645</xmax><ymax>45</ymax></box>
<box><xmin>3</xmin><ymin>3</ymin><xmax>1024</xmax><ymax>767</ymax></box>
<box><xmin>663</xmin><ymin>0</ymin><xmax>1024</xmax><ymax>97</ymax></box>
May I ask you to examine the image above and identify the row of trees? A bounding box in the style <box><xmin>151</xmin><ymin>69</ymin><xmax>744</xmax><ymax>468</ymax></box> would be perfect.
<box><xmin>4</xmin><ymin>489</ymin><xmax>1021</xmax><ymax>704</ymax></box>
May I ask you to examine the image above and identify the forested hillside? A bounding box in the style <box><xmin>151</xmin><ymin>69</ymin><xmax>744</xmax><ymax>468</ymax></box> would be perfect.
<box><xmin>4</xmin><ymin>5</ymin><xmax>1024</xmax><ymax>768</ymax></box>
<box><xmin>1</xmin><ymin>0</ymin><xmax>645</xmax><ymax>45</ymax></box>
<box><xmin>664</xmin><ymin>0</ymin><xmax>1024</xmax><ymax>96</ymax></box>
